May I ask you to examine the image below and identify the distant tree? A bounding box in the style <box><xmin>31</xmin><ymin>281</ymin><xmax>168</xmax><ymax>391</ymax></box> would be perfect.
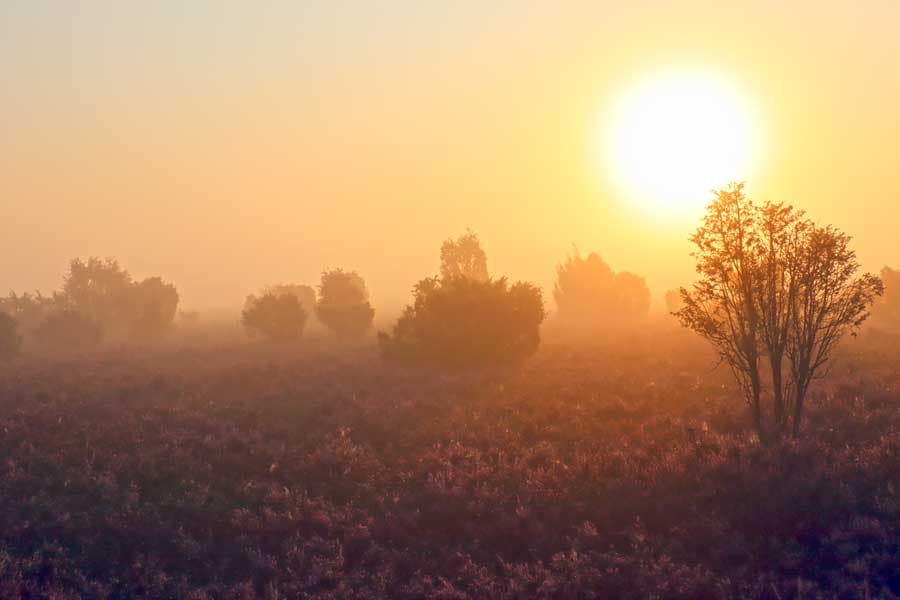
<box><xmin>129</xmin><ymin>277</ymin><xmax>180</xmax><ymax>339</ymax></box>
<box><xmin>242</xmin><ymin>292</ymin><xmax>308</xmax><ymax>341</ymax></box>
<box><xmin>664</xmin><ymin>289</ymin><xmax>684</xmax><ymax>315</ymax></box>
<box><xmin>55</xmin><ymin>258</ymin><xmax>180</xmax><ymax>342</ymax></box>
<box><xmin>34</xmin><ymin>310</ymin><xmax>103</xmax><ymax>352</ymax></box>
<box><xmin>380</xmin><ymin>276</ymin><xmax>545</xmax><ymax>369</ymax></box>
<box><xmin>316</xmin><ymin>269</ymin><xmax>375</xmax><ymax>340</ymax></box>
<box><xmin>440</xmin><ymin>230</ymin><xmax>489</xmax><ymax>282</ymax></box>
<box><xmin>260</xmin><ymin>284</ymin><xmax>316</xmax><ymax>313</ymax></box>
<box><xmin>553</xmin><ymin>250</ymin><xmax>650</xmax><ymax>328</ymax></box>
<box><xmin>61</xmin><ymin>258</ymin><xmax>134</xmax><ymax>326</ymax></box>
<box><xmin>676</xmin><ymin>183</ymin><xmax>881</xmax><ymax>440</ymax></box>
<box><xmin>869</xmin><ymin>266</ymin><xmax>900</xmax><ymax>331</ymax></box>
<box><xmin>0</xmin><ymin>313</ymin><xmax>23</xmax><ymax>360</ymax></box>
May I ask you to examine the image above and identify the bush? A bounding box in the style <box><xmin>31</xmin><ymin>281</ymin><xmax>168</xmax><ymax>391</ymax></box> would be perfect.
<box><xmin>316</xmin><ymin>269</ymin><xmax>375</xmax><ymax>340</ymax></box>
<box><xmin>59</xmin><ymin>258</ymin><xmax>179</xmax><ymax>341</ymax></box>
<box><xmin>553</xmin><ymin>250</ymin><xmax>650</xmax><ymax>329</ymax></box>
<box><xmin>0</xmin><ymin>313</ymin><xmax>22</xmax><ymax>360</ymax></box>
<box><xmin>261</xmin><ymin>284</ymin><xmax>316</xmax><ymax>313</ymax></box>
<box><xmin>380</xmin><ymin>276</ymin><xmax>545</xmax><ymax>368</ymax></box>
<box><xmin>0</xmin><ymin>292</ymin><xmax>61</xmax><ymax>336</ymax></box>
<box><xmin>242</xmin><ymin>293</ymin><xmax>308</xmax><ymax>341</ymax></box>
<box><xmin>129</xmin><ymin>277</ymin><xmax>180</xmax><ymax>339</ymax></box>
<box><xmin>34</xmin><ymin>310</ymin><xmax>103</xmax><ymax>352</ymax></box>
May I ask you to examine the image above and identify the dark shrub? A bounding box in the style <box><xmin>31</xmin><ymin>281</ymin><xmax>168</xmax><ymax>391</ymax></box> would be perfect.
<box><xmin>0</xmin><ymin>313</ymin><xmax>23</xmax><ymax>360</ymax></box>
<box><xmin>379</xmin><ymin>276</ymin><xmax>545</xmax><ymax>368</ymax></box>
<box><xmin>262</xmin><ymin>284</ymin><xmax>316</xmax><ymax>313</ymax></box>
<box><xmin>316</xmin><ymin>269</ymin><xmax>375</xmax><ymax>340</ymax></box>
<box><xmin>242</xmin><ymin>292</ymin><xmax>308</xmax><ymax>341</ymax></box>
<box><xmin>129</xmin><ymin>277</ymin><xmax>180</xmax><ymax>339</ymax></box>
<box><xmin>34</xmin><ymin>310</ymin><xmax>103</xmax><ymax>351</ymax></box>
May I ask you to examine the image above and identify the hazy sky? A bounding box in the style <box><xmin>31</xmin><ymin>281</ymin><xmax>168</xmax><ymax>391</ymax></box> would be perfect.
<box><xmin>3</xmin><ymin>1</ymin><xmax>900</xmax><ymax>313</ymax></box>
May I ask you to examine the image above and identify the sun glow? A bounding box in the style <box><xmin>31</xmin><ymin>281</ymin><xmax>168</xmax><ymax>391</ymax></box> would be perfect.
<box><xmin>607</xmin><ymin>70</ymin><xmax>760</xmax><ymax>219</ymax></box>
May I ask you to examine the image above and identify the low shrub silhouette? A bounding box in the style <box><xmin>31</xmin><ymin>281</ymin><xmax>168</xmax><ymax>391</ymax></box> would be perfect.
<box><xmin>34</xmin><ymin>310</ymin><xmax>103</xmax><ymax>351</ymax></box>
<box><xmin>380</xmin><ymin>276</ymin><xmax>545</xmax><ymax>368</ymax></box>
<box><xmin>315</xmin><ymin>269</ymin><xmax>375</xmax><ymax>340</ymax></box>
<box><xmin>242</xmin><ymin>292</ymin><xmax>308</xmax><ymax>341</ymax></box>
<box><xmin>554</xmin><ymin>250</ymin><xmax>650</xmax><ymax>329</ymax></box>
<box><xmin>0</xmin><ymin>313</ymin><xmax>22</xmax><ymax>360</ymax></box>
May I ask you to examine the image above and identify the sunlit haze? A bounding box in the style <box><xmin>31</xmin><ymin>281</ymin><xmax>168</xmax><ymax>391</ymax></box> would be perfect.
<box><xmin>607</xmin><ymin>70</ymin><xmax>759</xmax><ymax>222</ymax></box>
<box><xmin>3</xmin><ymin>1</ymin><xmax>900</xmax><ymax>312</ymax></box>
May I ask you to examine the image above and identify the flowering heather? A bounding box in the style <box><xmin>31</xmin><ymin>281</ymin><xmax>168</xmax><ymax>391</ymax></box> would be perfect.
<box><xmin>0</xmin><ymin>333</ymin><xmax>897</xmax><ymax>599</ymax></box>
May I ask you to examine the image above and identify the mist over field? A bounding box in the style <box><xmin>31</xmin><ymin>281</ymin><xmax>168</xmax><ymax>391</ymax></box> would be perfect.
<box><xmin>3</xmin><ymin>2</ymin><xmax>900</xmax><ymax>599</ymax></box>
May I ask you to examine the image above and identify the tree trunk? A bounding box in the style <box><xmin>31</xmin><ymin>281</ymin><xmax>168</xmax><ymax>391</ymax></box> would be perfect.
<box><xmin>750</xmin><ymin>370</ymin><xmax>766</xmax><ymax>443</ymax></box>
<box><xmin>791</xmin><ymin>386</ymin><xmax>806</xmax><ymax>437</ymax></box>
<box><xmin>771</xmin><ymin>359</ymin><xmax>785</xmax><ymax>438</ymax></box>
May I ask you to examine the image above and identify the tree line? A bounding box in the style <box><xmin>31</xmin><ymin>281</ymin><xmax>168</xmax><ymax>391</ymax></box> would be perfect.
<box><xmin>2</xmin><ymin>184</ymin><xmax>898</xmax><ymax>440</ymax></box>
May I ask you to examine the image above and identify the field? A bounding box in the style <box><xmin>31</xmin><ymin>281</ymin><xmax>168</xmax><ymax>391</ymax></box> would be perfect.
<box><xmin>0</xmin><ymin>329</ymin><xmax>898</xmax><ymax>599</ymax></box>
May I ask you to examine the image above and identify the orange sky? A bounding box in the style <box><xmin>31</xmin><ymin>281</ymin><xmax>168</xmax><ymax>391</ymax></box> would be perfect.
<box><xmin>3</xmin><ymin>2</ymin><xmax>900</xmax><ymax>313</ymax></box>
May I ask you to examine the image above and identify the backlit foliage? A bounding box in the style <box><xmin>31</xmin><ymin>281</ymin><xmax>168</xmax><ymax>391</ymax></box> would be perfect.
<box><xmin>440</xmin><ymin>230</ymin><xmax>489</xmax><ymax>282</ymax></box>
<box><xmin>316</xmin><ymin>269</ymin><xmax>375</xmax><ymax>340</ymax></box>
<box><xmin>242</xmin><ymin>292</ymin><xmax>308</xmax><ymax>341</ymax></box>
<box><xmin>380</xmin><ymin>276</ymin><xmax>545</xmax><ymax>368</ymax></box>
<box><xmin>677</xmin><ymin>183</ymin><xmax>882</xmax><ymax>440</ymax></box>
<box><xmin>553</xmin><ymin>250</ymin><xmax>650</xmax><ymax>328</ymax></box>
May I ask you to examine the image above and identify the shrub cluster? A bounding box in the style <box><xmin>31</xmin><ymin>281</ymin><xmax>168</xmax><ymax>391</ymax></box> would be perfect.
<box><xmin>0</xmin><ymin>258</ymin><xmax>179</xmax><ymax>352</ymax></box>
<box><xmin>553</xmin><ymin>250</ymin><xmax>651</xmax><ymax>330</ymax></box>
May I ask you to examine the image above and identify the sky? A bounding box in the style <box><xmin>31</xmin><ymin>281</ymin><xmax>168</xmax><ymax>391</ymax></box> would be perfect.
<box><xmin>3</xmin><ymin>1</ymin><xmax>900</xmax><ymax>314</ymax></box>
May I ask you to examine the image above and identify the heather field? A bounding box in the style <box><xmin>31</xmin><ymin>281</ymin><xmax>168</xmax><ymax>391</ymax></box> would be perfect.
<box><xmin>0</xmin><ymin>331</ymin><xmax>898</xmax><ymax>599</ymax></box>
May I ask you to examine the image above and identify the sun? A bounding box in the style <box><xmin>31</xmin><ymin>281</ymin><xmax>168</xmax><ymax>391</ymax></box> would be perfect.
<box><xmin>606</xmin><ymin>70</ymin><xmax>759</xmax><ymax>219</ymax></box>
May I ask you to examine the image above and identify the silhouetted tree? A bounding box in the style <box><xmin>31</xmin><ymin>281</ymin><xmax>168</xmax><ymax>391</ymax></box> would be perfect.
<box><xmin>316</xmin><ymin>269</ymin><xmax>375</xmax><ymax>340</ymax></box>
<box><xmin>55</xmin><ymin>258</ymin><xmax>180</xmax><ymax>342</ymax></box>
<box><xmin>61</xmin><ymin>258</ymin><xmax>133</xmax><ymax>327</ymax></box>
<box><xmin>677</xmin><ymin>183</ymin><xmax>882</xmax><ymax>440</ymax></box>
<box><xmin>380</xmin><ymin>276</ymin><xmax>545</xmax><ymax>369</ymax></box>
<box><xmin>553</xmin><ymin>250</ymin><xmax>650</xmax><ymax>328</ymax></box>
<box><xmin>665</xmin><ymin>289</ymin><xmax>684</xmax><ymax>315</ymax></box>
<box><xmin>261</xmin><ymin>284</ymin><xmax>316</xmax><ymax>314</ymax></box>
<box><xmin>0</xmin><ymin>313</ymin><xmax>23</xmax><ymax>360</ymax></box>
<box><xmin>869</xmin><ymin>266</ymin><xmax>900</xmax><ymax>331</ymax></box>
<box><xmin>784</xmin><ymin>224</ymin><xmax>882</xmax><ymax>435</ymax></box>
<box><xmin>129</xmin><ymin>277</ymin><xmax>180</xmax><ymax>339</ymax></box>
<box><xmin>242</xmin><ymin>293</ymin><xmax>308</xmax><ymax>341</ymax></box>
<box><xmin>34</xmin><ymin>310</ymin><xmax>103</xmax><ymax>352</ymax></box>
<box><xmin>440</xmin><ymin>230</ymin><xmax>489</xmax><ymax>282</ymax></box>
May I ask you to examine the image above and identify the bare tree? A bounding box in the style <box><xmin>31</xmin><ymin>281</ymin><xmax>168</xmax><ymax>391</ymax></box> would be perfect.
<box><xmin>676</xmin><ymin>184</ymin><xmax>766</xmax><ymax>439</ymax></box>
<box><xmin>678</xmin><ymin>183</ymin><xmax>882</xmax><ymax>440</ymax></box>
<box><xmin>784</xmin><ymin>225</ymin><xmax>882</xmax><ymax>435</ymax></box>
